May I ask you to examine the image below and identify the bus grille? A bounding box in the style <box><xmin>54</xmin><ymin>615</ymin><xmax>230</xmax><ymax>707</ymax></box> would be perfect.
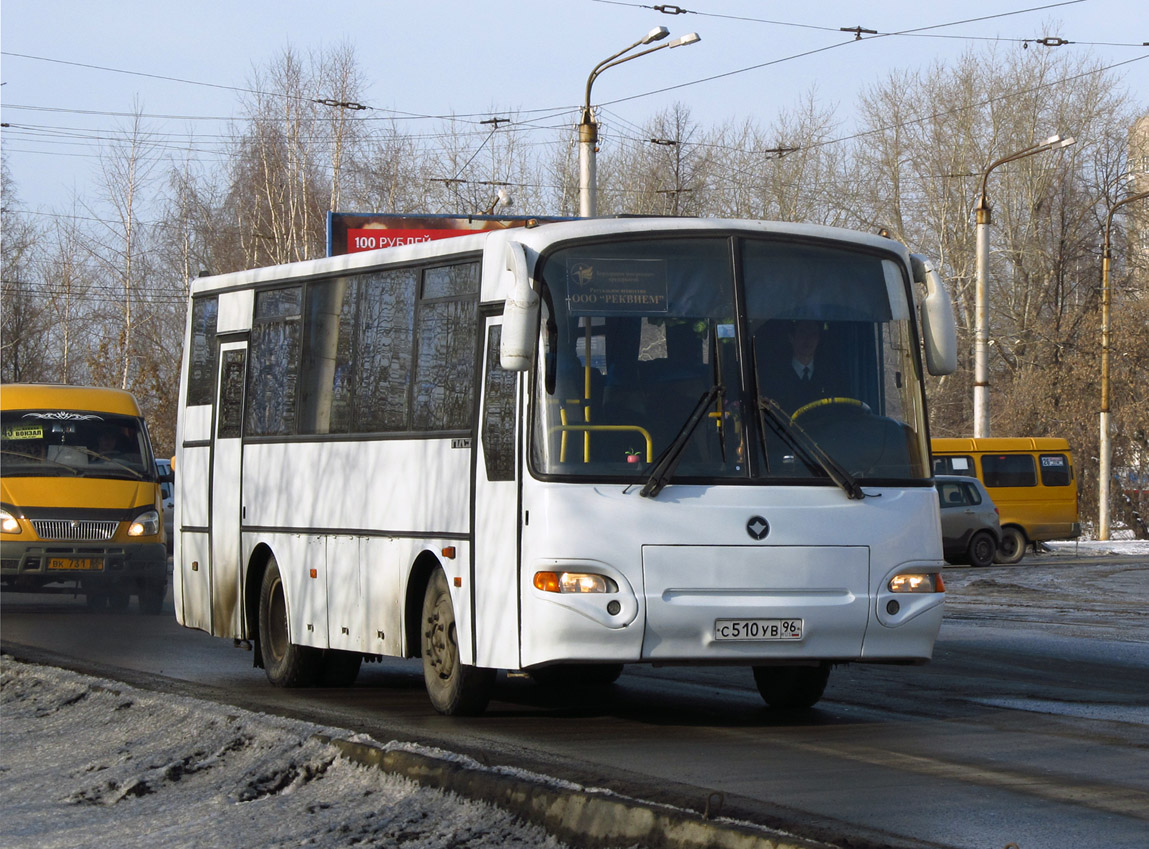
<box><xmin>31</xmin><ymin>520</ymin><xmax>119</xmax><ymax>542</ymax></box>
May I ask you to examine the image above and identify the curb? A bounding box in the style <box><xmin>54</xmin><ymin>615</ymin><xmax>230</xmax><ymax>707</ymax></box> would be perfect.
<box><xmin>320</xmin><ymin>734</ymin><xmax>827</xmax><ymax>849</ymax></box>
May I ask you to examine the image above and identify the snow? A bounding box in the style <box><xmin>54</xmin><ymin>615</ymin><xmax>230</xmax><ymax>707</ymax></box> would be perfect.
<box><xmin>0</xmin><ymin>657</ymin><xmax>576</xmax><ymax>849</ymax></box>
<box><xmin>1043</xmin><ymin>536</ymin><xmax>1149</xmax><ymax>558</ymax></box>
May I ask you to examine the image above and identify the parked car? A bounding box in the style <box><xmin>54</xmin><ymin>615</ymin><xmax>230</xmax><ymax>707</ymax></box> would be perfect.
<box><xmin>156</xmin><ymin>458</ymin><xmax>174</xmax><ymax>556</ymax></box>
<box><xmin>936</xmin><ymin>475</ymin><xmax>1001</xmax><ymax>567</ymax></box>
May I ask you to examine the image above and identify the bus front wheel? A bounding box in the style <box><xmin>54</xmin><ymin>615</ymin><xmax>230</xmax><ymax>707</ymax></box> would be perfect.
<box><xmin>752</xmin><ymin>663</ymin><xmax>830</xmax><ymax>709</ymax></box>
<box><xmin>421</xmin><ymin>569</ymin><xmax>494</xmax><ymax>716</ymax></box>
<box><xmin>993</xmin><ymin>527</ymin><xmax>1027</xmax><ymax>565</ymax></box>
<box><xmin>258</xmin><ymin>557</ymin><xmax>322</xmax><ymax>687</ymax></box>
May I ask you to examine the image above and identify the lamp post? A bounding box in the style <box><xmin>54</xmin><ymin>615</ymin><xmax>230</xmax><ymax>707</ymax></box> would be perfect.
<box><xmin>1098</xmin><ymin>189</ymin><xmax>1149</xmax><ymax>540</ymax></box>
<box><xmin>578</xmin><ymin>27</ymin><xmax>700</xmax><ymax>218</ymax></box>
<box><xmin>973</xmin><ymin>134</ymin><xmax>1076</xmax><ymax>437</ymax></box>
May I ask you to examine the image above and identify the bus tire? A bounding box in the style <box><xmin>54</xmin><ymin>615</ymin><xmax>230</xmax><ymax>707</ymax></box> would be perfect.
<box><xmin>258</xmin><ymin>557</ymin><xmax>322</xmax><ymax>687</ymax></box>
<box><xmin>108</xmin><ymin>585</ymin><xmax>131</xmax><ymax>611</ymax></box>
<box><xmin>752</xmin><ymin>663</ymin><xmax>830</xmax><ymax>709</ymax></box>
<box><xmin>421</xmin><ymin>568</ymin><xmax>494</xmax><ymax>716</ymax></box>
<box><xmin>966</xmin><ymin>530</ymin><xmax>997</xmax><ymax>568</ymax></box>
<box><xmin>138</xmin><ymin>578</ymin><xmax>166</xmax><ymax>615</ymax></box>
<box><xmin>993</xmin><ymin>526</ymin><xmax>1027</xmax><ymax>565</ymax></box>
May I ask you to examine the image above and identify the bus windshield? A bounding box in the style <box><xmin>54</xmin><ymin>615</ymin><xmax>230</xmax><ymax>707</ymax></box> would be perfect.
<box><xmin>1</xmin><ymin>411</ymin><xmax>150</xmax><ymax>480</ymax></box>
<box><xmin>530</xmin><ymin>235</ymin><xmax>929</xmax><ymax>485</ymax></box>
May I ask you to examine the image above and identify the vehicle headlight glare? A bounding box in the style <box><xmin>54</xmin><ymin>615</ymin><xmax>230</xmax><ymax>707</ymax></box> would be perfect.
<box><xmin>128</xmin><ymin>509</ymin><xmax>160</xmax><ymax>537</ymax></box>
<box><xmin>533</xmin><ymin>571</ymin><xmax>618</xmax><ymax>593</ymax></box>
<box><xmin>1</xmin><ymin>509</ymin><xmax>20</xmax><ymax>534</ymax></box>
<box><xmin>889</xmin><ymin>572</ymin><xmax>945</xmax><ymax>593</ymax></box>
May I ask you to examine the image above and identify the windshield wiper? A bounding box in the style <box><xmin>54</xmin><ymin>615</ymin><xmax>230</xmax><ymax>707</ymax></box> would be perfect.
<box><xmin>74</xmin><ymin>447</ymin><xmax>145</xmax><ymax>479</ymax></box>
<box><xmin>0</xmin><ymin>449</ymin><xmax>83</xmax><ymax>476</ymax></box>
<box><xmin>758</xmin><ymin>396</ymin><xmax>865</xmax><ymax>500</ymax></box>
<box><xmin>750</xmin><ymin>341</ymin><xmax>865</xmax><ymax>500</ymax></box>
<box><xmin>640</xmin><ymin>383</ymin><xmax>724</xmax><ymax>498</ymax></box>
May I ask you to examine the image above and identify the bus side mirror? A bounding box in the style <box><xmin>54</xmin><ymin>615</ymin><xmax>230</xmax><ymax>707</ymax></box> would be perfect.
<box><xmin>911</xmin><ymin>254</ymin><xmax>957</xmax><ymax>376</ymax></box>
<box><xmin>501</xmin><ymin>241</ymin><xmax>538</xmax><ymax>371</ymax></box>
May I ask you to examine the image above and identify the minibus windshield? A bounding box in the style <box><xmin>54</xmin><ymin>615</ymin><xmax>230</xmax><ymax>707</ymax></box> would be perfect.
<box><xmin>1</xmin><ymin>411</ymin><xmax>149</xmax><ymax>480</ymax></box>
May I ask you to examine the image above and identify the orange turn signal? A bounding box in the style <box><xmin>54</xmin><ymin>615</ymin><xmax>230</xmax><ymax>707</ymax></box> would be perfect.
<box><xmin>534</xmin><ymin>571</ymin><xmax>561</xmax><ymax>593</ymax></box>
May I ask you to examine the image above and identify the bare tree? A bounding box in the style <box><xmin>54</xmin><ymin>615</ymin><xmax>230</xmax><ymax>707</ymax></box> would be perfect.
<box><xmin>0</xmin><ymin>157</ymin><xmax>49</xmax><ymax>382</ymax></box>
<box><xmin>84</xmin><ymin>104</ymin><xmax>159</xmax><ymax>389</ymax></box>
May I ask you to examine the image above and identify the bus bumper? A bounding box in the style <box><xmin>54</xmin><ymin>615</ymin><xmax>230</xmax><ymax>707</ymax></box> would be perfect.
<box><xmin>1</xmin><ymin>540</ymin><xmax>167</xmax><ymax>595</ymax></box>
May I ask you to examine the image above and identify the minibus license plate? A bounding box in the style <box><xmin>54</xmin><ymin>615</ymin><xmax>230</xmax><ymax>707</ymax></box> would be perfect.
<box><xmin>714</xmin><ymin>618</ymin><xmax>803</xmax><ymax>641</ymax></box>
<box><xmin>48</xmin><ymin>557</ymin><xmax>103</xmax><ymax>572</ymax></box>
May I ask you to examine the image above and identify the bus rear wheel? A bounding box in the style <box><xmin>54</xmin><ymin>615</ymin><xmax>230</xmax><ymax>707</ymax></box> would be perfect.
<box><xmin>752</xmin><ymin>663</ymin><xmax>831</xmax><ymax>709</ymax></box>
<box><xmin>258</xmin><ymin>557</ymin><xmax>322</xmax><ymax>687</ymax></box>
<box><xmin>421</xmin><ymin>569</ymin><xmax>494</xmax><ymax>716</ymax></box>
<box><xmin>993</xmin><ymin>527</ymin><xmax>1027</xmax><ymax>565</ymax></box>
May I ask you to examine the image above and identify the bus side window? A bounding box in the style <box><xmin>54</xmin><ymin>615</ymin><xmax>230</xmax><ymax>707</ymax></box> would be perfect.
<box><xmin>933</xmin><ymin>455</ymin><xmax>974</xmax><ymax>477</ymax></box>
<box><xmin>982</xmin><ymin>454</ymin><xmax>1036</xmax><ymax>488</ymax></box>
<box><xmin>1039</xmin><ymin>454</ymin><xmax>1071</xmax><ymax>487</ymax></box>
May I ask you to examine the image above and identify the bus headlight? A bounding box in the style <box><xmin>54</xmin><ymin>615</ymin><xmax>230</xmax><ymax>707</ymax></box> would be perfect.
<box><xmin>1</xmin><ymin>509</ymin><xmax>21</xmax><ymax>534</ymax></box>
<box><xmin>533</xmin><ymin>571</ymin><xmax>619</xmax><ymax>594</ymax></box>
<box><xmin>128</xmin><ymin>509</ymin><xmax>161</xmax><ymax>537</ymax></box>
<box><xmin>888</xmin><ymin>572</ymin><xmax>945</xmax><ymax>593</ymax></box>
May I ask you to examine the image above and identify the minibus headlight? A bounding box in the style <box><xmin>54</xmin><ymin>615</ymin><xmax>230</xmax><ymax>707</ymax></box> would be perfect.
<box><xmin>1</xmin><ymin>509</ymin><xmax>21</xmax><ymax>534</ymax></box>
<box><xmin>888</xmin><ymin>572</ymin><xmax>945</xmax><ymax>593</ymax></box>
<box><xmin>533</xmin><ymin>571</ymin><xmax>619</xmax><ymax>593</ymax></box>
<box><xmin>128</xmin><ymin>509</ymin><xmax>161</xmax><ymax>537</ymax></box>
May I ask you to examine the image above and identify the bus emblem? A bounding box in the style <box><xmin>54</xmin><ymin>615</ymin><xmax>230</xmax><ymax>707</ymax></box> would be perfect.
<box><xmin>746</xmin><ymin>516</ymin><xmax>770</xmax><ymax>540</ymax></box>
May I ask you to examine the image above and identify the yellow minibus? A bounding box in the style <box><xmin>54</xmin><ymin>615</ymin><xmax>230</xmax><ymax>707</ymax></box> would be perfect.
<box><xmin>1</xmin><ymin>384</ymin><xmax>170</xmax><ymax>612</ymax></box>
<box><xmin>931</xmin><ymin>437</ymin><xmax>1081</xmax><ymax>564</ymax></box>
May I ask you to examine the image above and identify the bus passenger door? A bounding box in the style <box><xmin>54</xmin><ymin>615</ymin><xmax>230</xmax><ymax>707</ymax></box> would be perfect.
<box><xmin>471</xmin><ymin>320</ymin><xmax>522</xmax><ymax>669</ymax></box>
<box><xmin>209</xmin><ymin>340</ymin><xmax>247</xmax><ymax>637</ymax></box>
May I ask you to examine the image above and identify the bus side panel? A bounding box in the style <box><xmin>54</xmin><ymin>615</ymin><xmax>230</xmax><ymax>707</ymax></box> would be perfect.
<box><xmin>175</xmin><ymin>531</ymin><xmax>212</xmax><ymax>632</ymax></box>
<box><xmin>242</xmin><ymin>441</ymin><xmax>470</xmax><ymax>537</ymax></box>
<box><xmin>327</xmin><ymin>536</ymin><xmax>364</xmax><ymax>652</ymax></box>
<box><xmin>984</xmin><ymin>483</ymin><xmax>1079</xmax><ymax>540</ymax></box>
<box><xmin>362</xmin><ymin>537</ymin><xmax>403</xmax><ymax>657</ymax></box>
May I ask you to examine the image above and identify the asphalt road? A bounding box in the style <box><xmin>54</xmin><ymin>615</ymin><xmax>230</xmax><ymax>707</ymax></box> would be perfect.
<box><xmin>3</xmin><ymin>551</ymin><xmax>1147</xmax><ymax>849</ymax></box>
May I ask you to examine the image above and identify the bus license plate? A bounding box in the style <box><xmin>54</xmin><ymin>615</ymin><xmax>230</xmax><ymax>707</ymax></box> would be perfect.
<box><xmin>714</xmin><ymin>618</ymin><xmax>803</xmax><ymax>641</ymax></box>
<box><xmin>48</xmin><ymin>557</ymin><xmax>104</xmax><ymax>572</ymax></box>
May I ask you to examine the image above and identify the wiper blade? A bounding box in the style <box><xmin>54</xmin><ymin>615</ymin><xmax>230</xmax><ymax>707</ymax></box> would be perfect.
<box><xmin>0</xmin><ymin>449</ymin><xmax>82</xmax><ymax>475</ymax></box>
<box><xmin>758</xmin><ymin>395</ymin><xmax>866</xmax><ymax>500</ymax></box>
<box><xmin>640</xmin><ymin>383</ymin><xmax>724</xmax><ymax>498</ymax></box>
<box><xmin>749</xmin><ymin>339</ymin><xmax>864</xmax><ymax>500</ymax></box>
<box><xmin>76</xmin><ymin>447</ymin><xmax>145</xmax><ymax>479</ymax></box>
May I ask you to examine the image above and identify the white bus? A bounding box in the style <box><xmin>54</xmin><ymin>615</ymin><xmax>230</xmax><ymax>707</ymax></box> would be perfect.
<box><xmin>174</xmin><ymin>217</ymin><xmax>958</xmax><ymax>715</ymax></box>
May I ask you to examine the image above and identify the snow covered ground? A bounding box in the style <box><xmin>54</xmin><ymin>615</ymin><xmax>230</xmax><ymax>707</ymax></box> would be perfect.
<box><xmin>1043</xmin><ymin>536</ymin><xmax>1149</xmax><ymax>557</ymax></box>
<box><xmin>0</xmin><ymin>658</ymin><xmax>576</xmax><ymax>849</ymax></box>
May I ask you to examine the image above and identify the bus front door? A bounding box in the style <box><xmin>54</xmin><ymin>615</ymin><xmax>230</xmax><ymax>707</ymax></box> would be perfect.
<box><xmin>471</xmin><ymin>320</ymin><xmax>522</xmax><ymax>669</ymax></box>
<box><xmin>209</xmin><ymin>341</ymin><xmax>247</xmax><ymax>637</ymax></box>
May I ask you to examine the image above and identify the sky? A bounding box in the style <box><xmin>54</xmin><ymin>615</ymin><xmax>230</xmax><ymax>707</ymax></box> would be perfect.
<box><xmin>2</xmin><ymin>0</ymin><xmax>1147</xmax><ymax>217</ymax></box>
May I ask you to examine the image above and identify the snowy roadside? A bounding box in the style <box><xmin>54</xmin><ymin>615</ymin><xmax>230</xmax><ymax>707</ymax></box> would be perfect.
<box><xmin>0</xmin><ymin>658</ymin><xmax>810</xmax><ymax>849</ymax></box>
<box><xmin>0</xmin><ymin>657</ymin><xmax>575</xmax><ymax>849</ymax></box>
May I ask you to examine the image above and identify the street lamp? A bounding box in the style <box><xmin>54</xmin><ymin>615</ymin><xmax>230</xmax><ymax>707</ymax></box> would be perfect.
<box><xmin>1098</xmin><ymin>189</ymin><xmax>1149</xmax><ymax>540</ymax></box>
<box><xmin>578</xmin><ymin>27</ymin><xmax>701</xmax><ymax>218</ymax></box>
<box><xmin>973</xmin><ymin>134</ymin><xmax>1076</xmax><ymax>437</ymax></box>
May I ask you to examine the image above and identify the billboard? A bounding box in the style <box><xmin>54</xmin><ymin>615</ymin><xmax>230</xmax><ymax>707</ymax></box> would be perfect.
<box><xmin>326</xmin><ymin>212</ymin><xmax>568</xmax><ymax>257</ymax></box>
